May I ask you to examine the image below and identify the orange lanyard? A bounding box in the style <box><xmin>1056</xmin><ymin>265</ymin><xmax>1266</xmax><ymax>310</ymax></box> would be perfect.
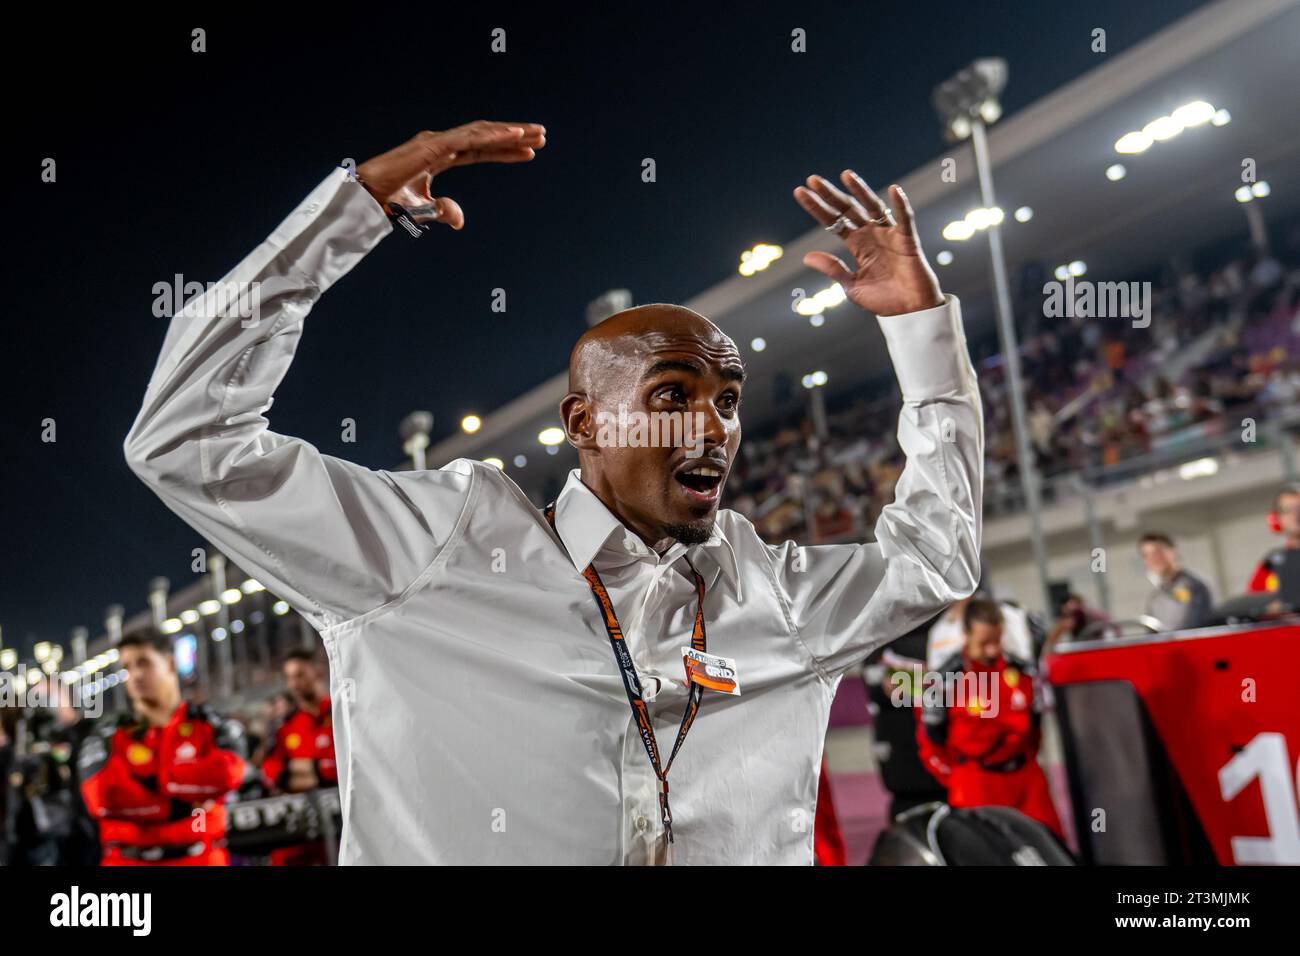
<box><xmin>545</xmin><ymin>504</ymin><xmax>707</xmax><ymax>844</ymax></box>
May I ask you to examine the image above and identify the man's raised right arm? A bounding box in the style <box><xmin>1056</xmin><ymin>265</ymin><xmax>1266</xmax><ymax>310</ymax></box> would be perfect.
<box><xmin>125</xmin><ymin>123</ymin><xmax>547</xmax><ymax>630</ymax></box>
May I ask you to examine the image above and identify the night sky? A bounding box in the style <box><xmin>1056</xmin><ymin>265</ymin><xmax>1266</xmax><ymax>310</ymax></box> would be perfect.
<box><xmin>2</xmin><ymin>2</ymin><xmax>1209</xmax><ymax>652</ymax></box>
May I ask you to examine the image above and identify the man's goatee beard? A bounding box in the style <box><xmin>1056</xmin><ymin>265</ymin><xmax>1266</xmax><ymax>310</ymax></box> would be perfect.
<box><xmin>664</xmin><ymin>520</ymin><xmax>713</xmax><ymax>545</ymax></box>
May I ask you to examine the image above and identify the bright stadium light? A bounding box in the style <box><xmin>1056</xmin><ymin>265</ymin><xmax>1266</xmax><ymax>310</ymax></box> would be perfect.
<box><xmin>1252</xmin><ymin>181</ymin><xmax>1271</xmax><ymax>198</ymax></box>
<box><xmin>0</xmin><ymin>649</ymin><xmax>16</xmax><ymax>670</ymax></box>
<box><xmin>750</xmin><ymin>337</ymin><xmax>766</xmax><ymax>352</ymax></box>
<box><xmin>1106</xmin><ymin>163</ymin><xmax>1127</xmax><ymax>181</ymax></box>
<box><xmin>240</xmin><ymin>578</ymin><xmax>265</xmax><ymax>594</ymax></box>
<box><xmin>809</xmin><ymin>314</ymin><xmax>825</xmax><ymax>327</ymax></box>
<box><xmin>936</xmin><ymin>250</ymin><xmax>954</xmax><ymax>266</ymax></box>
<box><xmin>1172</xmin><ymin>100</ymin><xmax>1215</xmax><ymax>127</ymax></box>
<box><xmin>931</xmin><ymin>57</ymin><xmax>1008</xmax><ymax>143</ymax></box>
<box><xmin>220</xmin><ymin>588</ymin><xmax>242</xmax><ymax>604</ymax></box>
<box><xmin>1114</xmin><ymin>131</ymin><xmax>1153</xmax><ymax>154</ymax></box>
<box><xmin>1211</xmin><ymin>108</ymin><xmax>1231</xmax><ymax>127</ymax></box>
<box><xmin>1235</xmin><ymin>185</ymin><xmax>1253</xmax><ymax>203</ymax></box>
<box><xmin>161</xmin><ymin>618</ymin><xmax>183</xmax><ymax>634</ymax></box>
<box><xmin>1054</xmin><ymin>265</ymin><xmax>1069</xmax><ymax>281</ymax></box>
<box><xmin>461</xmin><ymin>415</ymin><xmax>482</xmax><ymax>434</ymax></box>
<box><xmin>483</xmin><ymin>457</ymin><xmax>505</xmax><ymax>470</ymax></box>
<box><xmin>1014</xmin><ymin>206</ymin><xmax>1033</xmax><ymax>223</ymax></box>
<box><xmin>1068</xmin><ymin>260</ymin><xmax>1087</xmax><ymax>277</ymax></box>
<box><xmin>942</xmin><ymin>220</ymin><xmax>976</xmax><ymax>242</ymax></box>
<box><xmin>180</xmin><ymin>609</ymin><xmax>200</xmax><ymax>625</ymax></box>
<box><xmin>272</xmin><ymin>600</ymin><xmax>291</xmax><ymax>616</ymax></box>
<box><xmin>1178</xmin><ymin>457</ymin><xmax>1219</xmax><ymax>480</ymax></box>
<box><xmin>513</xmin><ymin>454</ymin><xmax>527</xmax><ymax>468</ymax></box>
<box><xmin>211</xmin><ymin>627</ymin><xmax>228</xmax><ymax>642</ymax></box>
<box><xmin>1143</xmin><ymin>115</ymin><xmax>1184</xmax><ymax>142</ymax></box>
<box><xmin>230</xmin><ymin>620</ymin><xmax>245</xmax><ymax>634</ymax></box>
<box><xmin>738</xmin><ymin>243</ymin><xmax>783</xmax><ymax>276</ymax></box>
<box><xmin>538</xmin><ymin>427</ymin><xmax>565</xmax><ymax>446</ymax></box>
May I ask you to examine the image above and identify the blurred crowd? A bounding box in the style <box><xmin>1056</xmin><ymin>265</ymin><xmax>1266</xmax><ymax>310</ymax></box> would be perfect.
<box><xmin>728</xmin><ymin>220</ymin><xmax>1300</xmax><ymax>542</ymax></box>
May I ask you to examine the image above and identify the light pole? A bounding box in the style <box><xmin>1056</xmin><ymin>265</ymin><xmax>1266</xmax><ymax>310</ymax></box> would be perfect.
<box><xmin>933</xmin><ymin>59</ymin><xmax>1054</xmax><ymax>616</ymax></box>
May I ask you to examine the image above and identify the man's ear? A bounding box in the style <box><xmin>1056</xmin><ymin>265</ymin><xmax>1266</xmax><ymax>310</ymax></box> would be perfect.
<box><xmin>560</xmin><ymin>392</ymin><xmax>600</xmax><ymax>451</ymax></box>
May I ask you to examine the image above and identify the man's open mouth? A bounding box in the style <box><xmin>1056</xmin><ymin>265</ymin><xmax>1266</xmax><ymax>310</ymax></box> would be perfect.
<box><xmin>674</xmin><ymin>460</ymin><xmax>726</xmax><ymax>503</ymax></box>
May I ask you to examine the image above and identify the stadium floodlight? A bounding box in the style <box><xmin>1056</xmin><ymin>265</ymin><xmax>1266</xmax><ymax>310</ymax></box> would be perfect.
<box><xmin>34</xmin><ymin>641</ymin><xmax>51</xmax><ymax>663</ymax></box>
<box><xmin>942</xmin><ymin>220</ymin><xmax>976</xmax><ymax>242</ymax></box>
<box><xmin>180</xmin><ymin>609</ymin><xmax>200</xmax><ymax>625</ymax></box>
<box><xmin>738</xmin><ymin>243</ymin><xmax>783</xmax><ymax>276</ymax></box>
<box><xmin>809</xmin><ymin>314</ymin><xmax>825</xmax><ymax>327</ymax></box>
<box><xmin>931</xmin><ymin>57</ymin><xmax>1008</xmax><ymax>143</ymax></box>
<box><xmin>161</xmin><ymin>618</ymin><xmax>183</xmax><ymax>634</ymax></box>
<box><xmin>400</xmin><ymin>410</ymin><xmax>434</xmax><ymax>471</ymax></box>
<box><xmin>1172</xmin><ymin>100</ymin><xmax>1215</xmax><ymax>127</ymax></box>
<box><xmin>461</xmin><ymin>415</ymin><xmax>482</xmax><ymax>434</ymax></box>
<box><xmin>0</xmin><ymin>649</ymin><xmax>16</xmax><ymax>670</ymax></box>
<box><xmin>220</xmin><ymin>588</ymin><xmax>243</xmax><ymax>604</ymax></box>
<box><xmin>483</xmin><ymin>457</ymin><xmax>505</xmax><ymax>470</ymax></box>
<box><xmin>240</xmin><ymin>578</ymin><xmax>265</xmax><ymax>593</ymax></box>
<box><xmin>1252</xmin><ymin>181</ymin><xmax>1271</xmax><ymax>198</ymax></box>
<box><xmin>513</xmin><ymin>455</ymin><xmax>528</xmax><ymax>468</ymax></box>
<box><xmin>1114</xmin><ymin>131</ymin><xmax>1153</xmax><ymax>154</ymax></box>
<box><xmin>933</xmin><ymin>58</ymin><xmax>1052</xmax><ymax>616</ymax></box>
<box><xmin>935</xmin><ymin>250</ymin><xmax>954</xmax><ymax>266</ymax></box>
<box><xmin>1068</xmin><ymin>260</ymin><xmax>1087</xmax><ymax>277</ymax></box>
<box><xmin>1106</xmin><ymin>164</ymin><xmax>1127</xmax><ymax>181</ymax></box>
<box><xmin>1014</xmin><ymin>206</ymin><xmax>1033</xmax><ymax>223</ymax></box>
<box><xmin>198</xmin><ymin>599</ymin><xmax>221</xmax><ymax>616</ymax></box>
<box><xmin>538</xmin><ymin>427</ymin><xmax>565</xmax><ymax>446</ymax></box>
<box><xmin>272</xmin><ymin>600</ymin><xmax>291</xmax><ymax>616</ymax></box>
<box><xmin>1211</xmin><ymin>108</ymin><xmax>1231</xmax><ymax>127</ymax></box>
<box><xmin>211</xmin><ymin>627</ymin><xmax>228</xmax><ymax>642</ymax></box>
<box><xmin>1143</xmin><ymin>115</ymin><xmax>1184</xmax><ymax>142</ymax></box>
<box><xmin>750</xmin><ymin>337</ymin><xmax>766</xmax><ymax>352</ymax></box>
<box><xmin>1235</xmin><ymin>186</ymin><xmax>1253</xmax><ymax>203</ymax></box>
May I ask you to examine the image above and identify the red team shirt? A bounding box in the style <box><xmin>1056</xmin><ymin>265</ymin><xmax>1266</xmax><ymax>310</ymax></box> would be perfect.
<box><xmin>78</xmin><ymin>701</ymin><xmax>247</xmax><ymax>865</ymax></box>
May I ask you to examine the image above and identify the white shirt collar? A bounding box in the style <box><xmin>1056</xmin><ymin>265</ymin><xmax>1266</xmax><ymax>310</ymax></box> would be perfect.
<box><xmin>551</xmin><ymin>469</ymin><xmax>739</xmax><ymax>586</ymax></box>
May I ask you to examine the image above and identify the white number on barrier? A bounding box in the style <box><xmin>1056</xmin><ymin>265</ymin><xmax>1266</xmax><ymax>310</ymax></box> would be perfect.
<box><xmin>1217</xmin><ymin>732</ymin><xmax>1300</xmax><ymax>865</ymax></box>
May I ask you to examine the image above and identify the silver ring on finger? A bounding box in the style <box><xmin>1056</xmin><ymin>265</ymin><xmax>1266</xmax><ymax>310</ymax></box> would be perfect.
<box><xmin>867</xmin><ymin>210</ymin><xmax>894</xmax><ymax>227</ymax></box>
<box><xmin>824</xmin><ymin>214</ymin><xmax>856</xmax><ymax>236</ymax></box>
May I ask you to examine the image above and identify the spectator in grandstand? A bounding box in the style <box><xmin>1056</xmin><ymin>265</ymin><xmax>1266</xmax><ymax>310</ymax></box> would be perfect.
<box><xmin>77</xmin><ymin>630</ymin><xmax>248</xmax><ymax>865</ymax></box>
<box><xmin>1138</xmin><ymin>532</ymin><xmax>1213</xmax><ymax>631</ymax></box>
<box><xmin>917</xmin><ymin>600</ymin><xmax>1063</xmax><ymax>839</ymax></box>
<box><xmin>1248</xmin><ymin>485</ymin><xmax>1300</xmax><ymax>599</ymax></box>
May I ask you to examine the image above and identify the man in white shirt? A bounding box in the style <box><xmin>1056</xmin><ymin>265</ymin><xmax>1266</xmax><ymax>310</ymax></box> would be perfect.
<box><xmin>125</xmin><ymin>121</ymin><xmax>983</xmax><ymax>864</ymax></box>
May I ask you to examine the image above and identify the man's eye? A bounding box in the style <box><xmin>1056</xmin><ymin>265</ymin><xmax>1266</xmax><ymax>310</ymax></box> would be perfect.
<box><xmin>658</xmin><ymin>386</ymin><xmax>686</xmax><ymax>403</ymax></box>
<box><xmin>719</xmin><ymin>392</ymin><xmax>740</xmax><ymax>411</ymax></box>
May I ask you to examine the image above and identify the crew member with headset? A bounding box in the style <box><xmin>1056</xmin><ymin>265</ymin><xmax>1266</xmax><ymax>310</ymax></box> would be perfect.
<box><xmin>1248</xmin><ymin>485</ymin><xmax>1300</xmax><ymax>601</ymax></box>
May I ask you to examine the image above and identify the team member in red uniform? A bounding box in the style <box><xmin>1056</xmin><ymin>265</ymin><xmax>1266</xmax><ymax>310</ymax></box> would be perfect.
<box><xmin>1248</xmin><ymin>485</ymin><xmax>1300</xmax><ymax>593</ymax></box>
<box><xmin>262</xmin><ymin>648</ymin><xmax>336</xmax><ymax>865</ymax></box>
<box><xmin>917</xmin><ymin>599</ymin><xmax>1063</xmax><ymax>839</ymax></box>
<box><xmin>78</xmin><ymin>630</ymin><xmax>248</xmax><ymax>865</ymax></box>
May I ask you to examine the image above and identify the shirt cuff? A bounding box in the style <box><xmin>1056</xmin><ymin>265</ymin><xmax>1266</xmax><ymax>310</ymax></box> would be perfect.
<box><xmin>267</xmin><ymin>166</ymin><xmax>394</xmax><ymax>293</ymax></box>
<box><xmin>877</xmin><ymin>294</ymin><xmax>976</xmax><ymax>402</ymax></box>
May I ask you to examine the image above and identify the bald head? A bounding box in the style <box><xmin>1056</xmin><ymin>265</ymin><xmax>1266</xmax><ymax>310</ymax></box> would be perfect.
<box><xmin>569</xmin><ymin>303</ymin><xmax>739</xmax><ymax>398</ymax></box>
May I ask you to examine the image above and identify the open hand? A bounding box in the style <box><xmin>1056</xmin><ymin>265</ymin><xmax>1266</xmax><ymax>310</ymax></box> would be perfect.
<box><xmin>794</xmin><ymin>171</ymin><xmax>942</xmax><ymax>316</ymax></box>
<box><xmin>356</xmin><ymin>120</ymin><xmax>547</xmax><ymax>230</ymax></box>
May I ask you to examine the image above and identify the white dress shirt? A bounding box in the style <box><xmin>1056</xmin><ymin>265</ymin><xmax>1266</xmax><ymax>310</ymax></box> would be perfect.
<box><xmin>125</xmin><ymin>167</ymin><xmax>983</xmax><ymax>864</ymax></box>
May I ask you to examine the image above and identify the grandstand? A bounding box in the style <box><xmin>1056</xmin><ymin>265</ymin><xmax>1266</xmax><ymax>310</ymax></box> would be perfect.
<box><xmin>420</xmin><ymin>0</ymin><xmax>1300</xmax><ymax>619</ymax></box>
